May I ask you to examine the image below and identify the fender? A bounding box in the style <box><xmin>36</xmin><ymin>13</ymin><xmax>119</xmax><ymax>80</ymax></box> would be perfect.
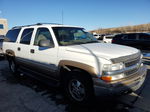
<box><xmin>5</xmin><ymin>49</ymin><xmax>15</xmax><ymax>57</ymax></box>
<box><xmin>59</xmin><ymin>60</ymin><xmax>97</xmax><ymax>77</ymax></box>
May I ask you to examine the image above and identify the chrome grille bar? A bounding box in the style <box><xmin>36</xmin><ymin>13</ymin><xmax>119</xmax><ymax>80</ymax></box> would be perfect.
<box><xmin>111</xmin><ymin>51</ymin><xmax>141</xmax><ymax>63</ymax></box>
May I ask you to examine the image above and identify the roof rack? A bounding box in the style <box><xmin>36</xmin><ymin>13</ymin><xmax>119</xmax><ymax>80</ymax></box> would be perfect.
<box><xmin>36</xmin><ymin>23</ymin><xmax>62</xmax><ymax>25</ymax></box>
<box><xmin>12</xmin><ymin>23</ymin><xmax>62</xmax><ymax>29</ymax></box>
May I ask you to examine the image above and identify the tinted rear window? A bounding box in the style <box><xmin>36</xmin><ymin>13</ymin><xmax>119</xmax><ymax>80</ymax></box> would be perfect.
<box><xmin>6</xmin><ymin>29</ymin><xmax>21</xmax><ymax>42</ymax></box>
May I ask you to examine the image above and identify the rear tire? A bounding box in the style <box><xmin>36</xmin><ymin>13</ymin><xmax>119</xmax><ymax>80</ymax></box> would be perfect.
<box><xmin>8</xmin><ymin>58</ymin><xmax>20</xmax><ymax>77</ymax></box>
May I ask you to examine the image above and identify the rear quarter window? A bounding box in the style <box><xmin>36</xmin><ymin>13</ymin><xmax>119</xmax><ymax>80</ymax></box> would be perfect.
<box><xmin>6</xmin><ymin>29</ymin><xmax>21</xmax><ymax>42</ymax></box>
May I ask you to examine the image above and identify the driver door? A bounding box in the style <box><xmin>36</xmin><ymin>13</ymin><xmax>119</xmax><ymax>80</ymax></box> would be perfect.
<box><xmin>30</xmin><ymin>27</ymin><xmax>58</xmax><ymax>79</ymax></box>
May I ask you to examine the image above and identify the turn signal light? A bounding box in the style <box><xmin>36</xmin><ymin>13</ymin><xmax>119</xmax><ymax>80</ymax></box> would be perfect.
<box><xmin>101</xmin><ymin>76</ymin><xmax>112</xmax><ymax>82</ymax></box>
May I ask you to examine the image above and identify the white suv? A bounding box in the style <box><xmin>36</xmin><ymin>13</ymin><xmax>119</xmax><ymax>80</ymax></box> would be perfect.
<box><xmin>3</xmin><ymin>23</ymin><xmax>147</xmax><ymax>104</ymax></box>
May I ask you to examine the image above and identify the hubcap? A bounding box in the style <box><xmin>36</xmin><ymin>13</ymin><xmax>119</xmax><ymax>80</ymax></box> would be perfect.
<box><xmin>69</xmin><ymin>79</ymin><xmax>85</xmax><ymax>101</ymax></box>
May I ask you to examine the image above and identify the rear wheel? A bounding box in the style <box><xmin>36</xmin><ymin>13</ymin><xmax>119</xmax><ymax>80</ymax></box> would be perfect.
<box><xmin>8</xmin><ymin>58</ymin><xmax>20</xmax><ymax>77</ymax></box>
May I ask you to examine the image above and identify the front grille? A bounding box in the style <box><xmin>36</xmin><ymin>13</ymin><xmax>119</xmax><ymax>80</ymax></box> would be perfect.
<box><xmin>111</xmin><ymin>51</ymin><xmax>141</xmax><ymax>63</ymax></box>
<box><xmin>125</xmin><ymin>68</ymin><xmax>138</xmax><ymax>76</ymax></box>
<box><xmin>124</xmin><ymin>58</ymin><xmax>141</xmax><ymax>76</ymax></box>
<box><xmin>110</xmin><ymin>51</ymin><xmax>141</xmax><ymax>77</ymax></box>
<box><xmin>125</xmin><ymin>58</ymin><xmax>140</xmax><ymax>67</ymax></box>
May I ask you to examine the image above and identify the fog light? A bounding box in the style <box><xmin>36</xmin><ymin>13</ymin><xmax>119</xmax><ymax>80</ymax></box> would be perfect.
<box><xmin>101</xmin><ymin>73</ymin><xmax>125</xmax><ymax>82</ymax></box>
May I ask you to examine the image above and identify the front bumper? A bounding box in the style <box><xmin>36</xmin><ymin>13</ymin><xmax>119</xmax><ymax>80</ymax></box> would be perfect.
<box><xmin>93</xmin><ymin>65</ymin><xmax>147</xmax><ymax>96</ymax></box>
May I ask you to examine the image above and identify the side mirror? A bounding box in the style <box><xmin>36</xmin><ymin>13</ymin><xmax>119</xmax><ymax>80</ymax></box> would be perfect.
<box><xmin>39</xmin><ymin>40</ymin><xmax>54</xmax><ymax>47</ymax></box>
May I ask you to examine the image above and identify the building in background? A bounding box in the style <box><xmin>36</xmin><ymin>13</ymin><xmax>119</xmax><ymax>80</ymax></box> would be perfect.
<box><xmin>0</xmin><ymin>18</ymin><xmax>8</xmax><ymax>36</ymax></box>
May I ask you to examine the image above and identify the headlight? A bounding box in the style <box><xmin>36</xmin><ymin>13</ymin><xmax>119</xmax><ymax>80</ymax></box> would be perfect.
<box><xmin>103</xmin><ymin>62</ymin><xmax>124</xmax><ymax>72</ymax></box>
<box><xmin>101</xmin><ymin>63</ymin><xmax>125</xmax><ymax>82</ymax></box>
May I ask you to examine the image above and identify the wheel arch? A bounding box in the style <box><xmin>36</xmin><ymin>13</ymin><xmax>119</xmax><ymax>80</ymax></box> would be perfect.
<box><xmin>58</xmin><ymin>60</ymin><xmax>98</xmax><ymax>84</ymax></box>
<box><xmin>5</xmin><ymin>49</ymin><xmax>16</xmax><ymax>61</ymax></box>
<box><xmin>59</xmin><ymin>60</ymin><xmax>97</xmax><ymax>75</ymax></box>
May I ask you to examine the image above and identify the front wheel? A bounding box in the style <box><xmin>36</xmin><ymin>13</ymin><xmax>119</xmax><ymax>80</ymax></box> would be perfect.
<box><xmin>69</xmin><ymin>79</ymin><xmax>86</xmax><ymax>102</ymax></box>
<box><xmin>64</xmin><ymin>70</ymin><xmax>94</xmax><ymax>105</ymax></box>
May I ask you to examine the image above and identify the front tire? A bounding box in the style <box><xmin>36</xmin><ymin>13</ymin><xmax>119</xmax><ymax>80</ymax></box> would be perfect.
<box><xmin>64</xmin><ymin>70</ymin><xmax>94</xmax><ymax>105</ymax></box>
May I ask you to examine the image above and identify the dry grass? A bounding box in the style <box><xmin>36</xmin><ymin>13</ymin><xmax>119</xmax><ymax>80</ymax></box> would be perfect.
<box><xmin>91</xmin><ymin>23</ymin><xmax>150</xmax><ymax>34</ymax></box>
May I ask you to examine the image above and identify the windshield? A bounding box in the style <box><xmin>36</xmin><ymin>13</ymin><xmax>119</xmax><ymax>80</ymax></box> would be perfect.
<box><xmin>52</xmin><ymin>27</ymin><xmax>98</xmax><ymax>46</ymax></box>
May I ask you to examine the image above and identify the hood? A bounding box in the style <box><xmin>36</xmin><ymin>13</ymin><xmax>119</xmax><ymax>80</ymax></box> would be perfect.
<box><xmin>66</xmin><ymin>43</ymin><xmax>139</xmax><ymax>60</ymax></box>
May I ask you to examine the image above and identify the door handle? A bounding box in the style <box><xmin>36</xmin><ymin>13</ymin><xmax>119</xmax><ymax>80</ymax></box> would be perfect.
<box><xmin>30</xmin><ymin>49</ymin><xmax>35</xmax><ymax>53</ymax></box>
<box><xmin>17</xmin><ymin>47</ymin><xmax>21</xmax><ymax>51</ymax></box>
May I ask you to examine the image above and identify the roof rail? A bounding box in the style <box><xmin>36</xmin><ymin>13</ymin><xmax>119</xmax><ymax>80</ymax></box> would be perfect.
<box><xmin>12</xmin><ymin>23</ymin><xmax>62</xmax><ymax>29</ymax></box>
<box><xmin>36</xmin><ymin>23</ymin><xmax>62</xmax><ymax>25</ymax></box>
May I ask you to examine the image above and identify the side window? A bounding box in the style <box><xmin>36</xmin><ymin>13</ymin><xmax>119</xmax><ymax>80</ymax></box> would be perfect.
<box><xmin>139</xmin><ymin>33</ymin><xmax>150</xmax><ymax>41</ymax></box>
<box><xmin>5</xmin><ymin>29</ymin><xmax>21</xmax><ymax>42</ymax></box>
<box><xmin>98</xmin><ymin>37</ymin><xmax>103</xmax><ymax>40</ymax></box>
<box><xmin>121</xmin><ymin>35</ymin><xmax>128</xmax><ymax>40</ymax></box>
<box><xmin>0</xmin><ymin>24</ymin><xmax>4</xmax><ymax>29</ymax></box>
<box><xmin>127</xmin><ymin>34</ymin><xmax>136</xmax><ymax>40</ymax></box>
<box><xmin>122</xmin><ymin>34</ymin><xmax>136</xmax><ymax>40</ymax></box>
<box><xmin>34</xmin><ymin>28</ymin><xmax>54</xmax><ymax>46</ymax></box>
<box><xmin>20</xmin><ymin>28</ymin><xmax>33</xmax><ymax>45</ymax></box>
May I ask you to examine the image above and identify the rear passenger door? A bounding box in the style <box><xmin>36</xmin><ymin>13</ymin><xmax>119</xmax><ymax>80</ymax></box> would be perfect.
<box><xmin>16</xmin><ymin>28</ymin><xmax>34</xmax><ymax>68</ymax></box>
<box><xmin>3</xmin><ymin>28</ymin><xmax>21</xmax><ymax>56</ymax></box>
<box><xmin>30</xmin><ymin>27</ymin><xmax>58</xmax><ymax>79</ymax></box>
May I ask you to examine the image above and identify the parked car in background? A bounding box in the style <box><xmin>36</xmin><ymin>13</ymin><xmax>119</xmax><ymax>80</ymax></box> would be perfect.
<box><xmin>98</xmin><ymin>34</ymin><xmax>115</xmax><ymax>43</ymax></box>
<box><xmin>0</xmin><ymin>35</ymin><xmax>4</xmax><ymax>57</ymax></box>
<box><xmin>112</xmin><ymin>33</ymin><xmax>150</xmax><ymax>50</ymax></box>
<box><xmin>93</xmin><ymin>33</ymin><xmax>101</xmax><ymax>39</ymax></box>
<box><xmin>103</xmin><ymin>34</ymin><xmax>114</xmax><ymax>43</ymax></box>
